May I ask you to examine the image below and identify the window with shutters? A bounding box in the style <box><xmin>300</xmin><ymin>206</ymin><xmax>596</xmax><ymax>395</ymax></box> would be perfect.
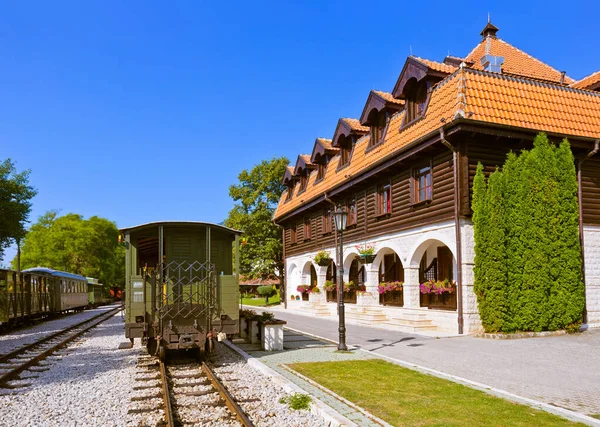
<box><xmin>322</xmin><ymin>208</ymin><xmax>333</xmax><ymax>234</ymax></box>
<box><xmin>290</xmin><ymin>224</ymin><xmax>297</xmax><ymax>244</ymax></box>
<box><xmin>412</xmin><ymin>165</ymin><xmax>432</xmax><ymax>204</ymax></box>
<box><xmin>347</xmin><ymin>196</ymin><xmax>357</xmax><ymax>226</ymax></box>
<box><xmin>377</xmin><ymin>183</ymin><xmax>392</xmax><ymax>215</ymax></box>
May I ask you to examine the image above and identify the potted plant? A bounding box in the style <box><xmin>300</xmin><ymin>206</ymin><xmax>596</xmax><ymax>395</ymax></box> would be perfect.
<box><xmin>297</xmin><ymin>284</ymin><xmax>310</xmax><ymax>294</ymax></box>
<box><xmin>290</xmin><ymin>295</ymin><xmax>296</xmax><ymax>300</ymax></box>
<box><xmin>420</xmin><ymin>279</ymin><xmax>456</xmax><ymax>310</ymax></box>
<box><xmin>355</xmin><ymin>242</ymin><xmax>376</xmax><ymax>264</ymax></box>
<box><xmin>295</xmin><ymin>295</ymin><xmax>300</xmax><ymax>300</ymax></box>
<box><xmin>313</xmin><ymin>250</ymin><xmax>332</xmax><ymax>267</ymax></box>
<box><xmin>308</xmin><ymin>286</ymin><xmax>320</xmax><ymax>294</ymax></box>
<box><xmin>323</xmin><ymin>280</ymin><xmax>336</xmax><ymax>292</ymax></box>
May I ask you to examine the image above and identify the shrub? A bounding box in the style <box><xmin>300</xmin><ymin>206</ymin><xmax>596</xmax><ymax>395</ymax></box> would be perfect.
<box><xmin>240</xmin><ymin>309</ymin><xmax>257</xmax><ymax>319</ymax></box>
<box><xmin>279</xmin><ymin>393</ymin><xmax>312</xmax><ymax>410</ymax></box>
<box><xmin>472</xmin><ymin>133</ymin><xmax>584</xmax><ymax>333</ymax></box>
<box><xmin>260</xmin><ymin>311</ymin><xmax>275</xmax><ymax>321</ymax></box>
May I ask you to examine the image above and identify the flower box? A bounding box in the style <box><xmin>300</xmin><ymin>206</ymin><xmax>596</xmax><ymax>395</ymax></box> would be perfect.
<box><xmin>359</xmin><ymin>254</ymin><xmax>376</xmax><ymax>264</ymax></box>
<box><xmin>380</xmin><ymin>290</ymin><xmax>404</xmax><ymax>307</ymax></box>
<box><xmin>326</xmin><ymin>289</ymin><xmax>337</xmax><ymax>303</ymax></box>
<box><xmin>419</xmin><ymin>280</ymin><xmax>457</xmax><ymax>311</ymax></box>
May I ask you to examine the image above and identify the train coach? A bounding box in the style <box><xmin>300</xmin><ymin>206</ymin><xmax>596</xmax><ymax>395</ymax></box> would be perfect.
<box><xmin>22</xmin><ymin>268</ymin><xmax>88</xmax><ymax>313</ymax></box>
<box><xmin>120</xmin><ymin>221</ymin><xmax>242</xmax><ymax>360</ymax></box>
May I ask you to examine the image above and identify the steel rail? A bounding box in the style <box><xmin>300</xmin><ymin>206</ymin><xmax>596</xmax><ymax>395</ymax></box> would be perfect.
<box><xmin>159</xmin><ymin>360</ymin><xmax>176</xmax><ymax>427</ymax></box>
<box><xmin>202</xmin><ymin>362</ymin><xmax>255</xmax><ymax>427</ymax></box>
<box><xmin>0</xmin><ymin>306</ymin><xmax>122</xmax><ymax>386</ymax></box>
<box><xmin>0</xmin><ymin>305</ymin><xmax>122</xmax><ymax>364</ymax></box>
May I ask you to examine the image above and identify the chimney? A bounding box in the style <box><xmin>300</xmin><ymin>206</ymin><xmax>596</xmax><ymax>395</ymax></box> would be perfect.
<box><xmin>480</xmin><ymin>55</ymin><xmax>504</xmax><ymax>73</ymax></box>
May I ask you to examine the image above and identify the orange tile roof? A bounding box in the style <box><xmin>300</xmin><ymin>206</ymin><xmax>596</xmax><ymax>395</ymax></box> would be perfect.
<box><xmin>342</xmin><ymin>118</ymin><xmax>369</xmax><ymax>132</ymax></box>
<box><xmin>373</xmin><ymin>90</ymin><xmax>404</xmax><ymax>105</ymax></box>
<box><xmin>316</xmin><ymin>138</ymin><xmax>334</xmax><ymax>150</ymax></box>
<box><xmin>464</xmin><ymin>38</ymin><xmax>574</xmax><ymax>84</ymax></box>
<box><xmin>571</xmin><ymin>70</ymin><xmax>600</xmax><ymax>90</ymax></box>
<box><xmin>299</xmin><ymin>154</ymin><xmax>313</xmax><ymax>165</ymax></box>
<box><xmin>275</xmin><ymin>68</ymin><xmax>600</xmax><ymax>220</ymax></box>
<box><xmin>275</xmin><ymin>72</ymin><xmax>461</xmax><ymax>219</ymax></box>
<box><xmin>411</xmin><ymin>56</ymin><xmax>457</xmax><ymax>74</ymax></box>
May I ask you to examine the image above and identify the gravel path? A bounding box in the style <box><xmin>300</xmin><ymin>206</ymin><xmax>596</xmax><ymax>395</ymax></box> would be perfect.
<box><xmin>0</xmin><ymin>313</ymin><xmax>138</xmax><ymax>426</ymax></box>
<box><xmin>0</xmin><ymin>304</ymin><xmax>122</xmax><ymax>356</ymax></box>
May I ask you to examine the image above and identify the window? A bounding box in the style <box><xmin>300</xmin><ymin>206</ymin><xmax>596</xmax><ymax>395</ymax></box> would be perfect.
<box><xmin>322</xmin><ymin>208</ymin><xmax>333</xmax><ymax>234</ymax></box>
<box><xmin>299</xmin><ymin>175</ymin><xmax>308</xmax><ymax>193</ymax></box>
<box><xmin>405</xmin><ymin>79</ymin><xmax>428</xmax><ymax>123</ymax></box>
<box><xmin>369</xmin><ymin>111</ymin><xmax>387</xmax><ymax>147</ymax></box>
<box><xmin>285</xmin><ymin>184</ymin><xmax>294</xmax><ymax>201</ymax></box>
<box><xmin>347</xmin><ymin>196</ymin><xmax>357</xmax><ymax>226</ymax></box>
<box><xmin>413</xmin><ymin>166</ymin><xmax>432</xmax><ymax>203</ymax></box>
<box><xmin>377</xmin><ymin>183</ymin><xmax>392</xmax><ymax>215</ymax></box>
<box><xmin>316</xmin><ymin>163</ymin><xmax>326</xmax><ymax>181</ymax></box>
<box><xmin>304</xmin><ymin>219</ymin><xmax>311</xmax><ymax>241</ymax></box>
<box><xmin>291</xmin><ymin>224</ymin><xmax>297</xmax><ymax>244</ymax></box>
<box><xmin>339</xmin><ymin>146</ymin><xmax>351</xmax><ymax>167</ymax></box>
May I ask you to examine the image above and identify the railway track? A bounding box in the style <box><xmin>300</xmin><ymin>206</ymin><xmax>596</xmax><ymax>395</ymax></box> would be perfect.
<box><xmin>129</xmin><ymin>353</ymin><xmax>255</xmax><ymax>427</ymax></box>
<box><xmin>0</xmin><ymin>306</ymin><xmax>123</xmax><ymax>388</ymax></box>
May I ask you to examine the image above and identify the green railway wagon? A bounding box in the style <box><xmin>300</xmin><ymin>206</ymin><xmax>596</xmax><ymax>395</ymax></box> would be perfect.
<box><xmin>86</xmin><ymin>277</ymin><xmax>104</xmax><ymax>307</ymax></box>
<box><xmin>120</xmin><ymin>221</ymin><xmax>242</xmax><ymax>360</ymax></box>
<box><xmin>0</xmin><ymin>269</ymin><xmax>51</xmax><ymax>326</ymax></box>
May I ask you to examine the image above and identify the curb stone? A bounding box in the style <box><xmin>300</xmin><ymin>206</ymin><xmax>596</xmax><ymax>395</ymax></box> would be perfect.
<box><xmin>222</xmin><ymin>339</ymin><xmax>357</xmax><ymax>427</ymax></box>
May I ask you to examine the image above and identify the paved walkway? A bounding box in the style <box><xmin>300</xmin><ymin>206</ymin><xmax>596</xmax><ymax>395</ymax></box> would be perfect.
<box><xmin>254</xmin><ymin>306</ymin><xmax>600</xmax><ymax>417</ymax></box>
<box><xmin>235</xmin><ymin>330</ymin><xmax>382</xmax><ymax>426</ymax></box>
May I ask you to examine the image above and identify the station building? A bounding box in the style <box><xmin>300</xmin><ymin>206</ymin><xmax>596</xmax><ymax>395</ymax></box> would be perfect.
<box><xmin>273</xmin><ymin>22</ymin><xmax>600</xmax><ymax>334</ymax></box>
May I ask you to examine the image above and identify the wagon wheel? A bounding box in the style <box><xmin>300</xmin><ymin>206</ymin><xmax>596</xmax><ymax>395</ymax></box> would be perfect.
<box><xmin>158</xmin><ymin>345</ymin><xmax>167</xmax><ymax>362</ymax></box>
<box><xmin>147</xmin><ymin>338</ymin><xmax>157</xmax><ymax>356</ymax></box>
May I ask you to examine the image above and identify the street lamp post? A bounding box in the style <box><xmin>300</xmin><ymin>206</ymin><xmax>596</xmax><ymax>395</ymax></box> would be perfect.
<box><xmin>333</xmin><ymin>207</ymin><xmax>348</xmax><ymax>351</ymax></box>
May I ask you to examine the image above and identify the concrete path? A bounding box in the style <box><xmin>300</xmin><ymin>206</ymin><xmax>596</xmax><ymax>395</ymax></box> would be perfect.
<box><xmin>254</xmin><ymin>306</ymin><xmax>600</xmax><ymax>417</ymax></box>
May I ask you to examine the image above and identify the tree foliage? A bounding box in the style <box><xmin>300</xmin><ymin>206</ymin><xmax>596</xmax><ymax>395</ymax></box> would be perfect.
<box><xmin>473</xmin><ymin>133</ymin><xmax>584</xmax><ymax>332</ymax></box>
<box><xmin>13</xmin><ymin>211</ymin><xmax>125</xmax><ymax>288</ymax></box>
<box><xmin>0</xmin><ymin>159</ymin><xmax>37</xmax><ymax>260</ymax></box>
<box><xmin>224</xmin><ymin>157</ymin><xmax>288</xmax><ymax>281</ymax></box>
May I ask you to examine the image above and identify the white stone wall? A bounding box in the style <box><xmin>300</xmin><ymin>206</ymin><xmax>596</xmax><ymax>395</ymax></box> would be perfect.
<box><xmin>284</xmin><ymin>220</ymin><xmax>469</xmax><ymax>332</ymax></box>
<box><xmin>584</xmin><ymin>226</ymin><xmax>600</xmax><ymax>327</ymax></box>
<box><xmin>460</xmin><ymin>220</ymin><xmax>482</xmax><ymax>334</ymax></box>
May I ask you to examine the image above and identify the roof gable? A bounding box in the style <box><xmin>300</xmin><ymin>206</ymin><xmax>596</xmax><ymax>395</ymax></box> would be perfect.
<box><xmin>331</xmin><ymin>118</ymin><xmax>369</xmax><ymax>148</ymax></box>
<box><xmin>310</xmin><ymin>138</ymin><xmax>339</xmax><ymax>163</ymax></box>
<box><xmin>392</xmin><ymin>56</ymin><xmax>456</xmax><ymax>98</ymax></box>
<box><xmin>464</xmin><ymin>37</ymin><xmax>574</xmax><ymax>84</ymax></box>
<box><xmin>293</xmin><ymin>154</ymin><xmax>316</xmax><ymax>175</ymax></box>
<box><xmin>359</xmin><ymin>90</ymin><xmax>404</xmax><ymax>125</ymax></box>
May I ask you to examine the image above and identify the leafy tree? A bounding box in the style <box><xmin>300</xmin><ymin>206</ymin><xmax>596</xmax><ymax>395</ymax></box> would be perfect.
<box><xmin>224</xmin><ymin>157</ymin><xmax>289</xmax><ymax>286</ymax></box>
<box><xmin>257</xmin><ymin>285</ymin><xmax>277</xmax><ymax>304</ymax></box>
<box><xmin>0</xmin><ymin>159</ymin><xmax>37</xmax><ymax>261</ymax></box>
<box><xmin>13</xmin><ymin>211</ymin><xmax>124</xmax><ymax>288</ymax></box>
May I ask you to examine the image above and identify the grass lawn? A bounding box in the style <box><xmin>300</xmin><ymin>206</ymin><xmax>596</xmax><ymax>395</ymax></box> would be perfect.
<box><xmin>239</xmin><ymin>293</ymin><xmax>280</xmax><ymax>307</ymax></box>
<box><xmin>289</xmin><ymin>359</ymin><xmax>583</xmax><ymax>427</ymax></box>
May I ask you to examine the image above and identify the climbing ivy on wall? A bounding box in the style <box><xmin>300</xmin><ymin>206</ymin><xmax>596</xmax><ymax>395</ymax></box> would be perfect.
<box><xmin>473</xmin><ymin>133</ymin><xmax>584</xmax><ymax>333</ymax></box>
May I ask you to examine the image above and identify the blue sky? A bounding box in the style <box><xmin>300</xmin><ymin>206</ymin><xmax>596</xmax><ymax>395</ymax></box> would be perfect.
<box><xmin>1</xmin><ymin>1</ymin><xmax>599</xmax><ymax>263</ymax></box>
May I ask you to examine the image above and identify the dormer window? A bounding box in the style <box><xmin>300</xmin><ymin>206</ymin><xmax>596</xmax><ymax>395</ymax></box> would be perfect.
<box><xmin>404</xmin><ymin>79</ymin><xmax>428</xmax><ymax>124</ymax></box>
<box><xmin>285</xmin><ymin>184</ymin><xmax>294</xmax><ymax>202</ymax></box>
<box><xmin>369</xmin><ymin>110</ymin><xmax>387</xmax><ymax>147</ymax></box>
<box><xmin>299</xmin><ymin>174</ymin><xmax>308</xmax><ymax>193</ymax></box>
<box><xmin>337</xmin><ymin>135</ymin><xmax>353</xmax><ymax>168</ymax></box>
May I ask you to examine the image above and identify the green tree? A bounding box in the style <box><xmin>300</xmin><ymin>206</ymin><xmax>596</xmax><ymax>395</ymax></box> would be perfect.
<box><xmin>0</xmin><ymin>159</ymin><xmax>37</xmax><ymax>261</ymax></box>
<box><xmin>473</xmin><ymin>133</ymin><xmax>584</xmax><ymax>332</ymax></box>
<box><xmin>224</xmin><ymin>157</ymin><xmax>289</xmax><ymax>285</ymax></box>
<box><xmin>14</xmin><ymin>211</ymin><xmax>125</xmax><ymax>288</ymax></box>
<box><xmin>473</xmin><ymin>164</ymin><xmax>507</xmax><ymax>332</ymax></box>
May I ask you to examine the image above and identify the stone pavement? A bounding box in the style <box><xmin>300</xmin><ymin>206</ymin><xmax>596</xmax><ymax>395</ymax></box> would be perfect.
<box><xmin>254</xmin><ymin>306</ymin><xmax>600</xmax><ymax>417</ymax></box>
<box><xmin>235</xmin><ymin>330</ymin><xmax>383</xmax><ymax>426</ymax></box>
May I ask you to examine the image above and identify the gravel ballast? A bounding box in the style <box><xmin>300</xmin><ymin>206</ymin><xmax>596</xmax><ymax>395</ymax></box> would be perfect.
<box><xmin>0</xmin><ymin>313</ymin><xmax>138</xmax><ymax>426</ymax></box>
